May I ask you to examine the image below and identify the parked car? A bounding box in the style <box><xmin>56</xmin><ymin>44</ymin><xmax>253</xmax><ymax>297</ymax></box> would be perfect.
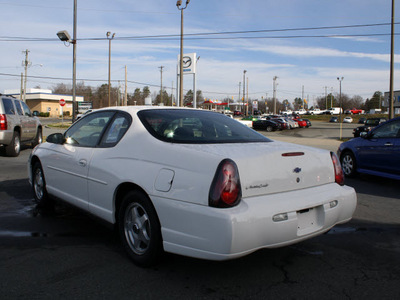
<box><xmin>302</xmin><ymin>118</ymin><xmax>312</xmax><ymax>128</ymax></box>
<box><xmin>28</xmin><ymin>107</ymin><xmax>356</xmax><ymax>266</ymax></box>
<box><xmin>308</xmin><ymin>108</ymin><xmax>324</xmax><ymax>115</ymax></box>
<box><xmin>252</xmin><ymin>119</ymin><xmax>280</xmax><ymax>132</ymax></box>
<box><xmin>284</xmin><ymin>117</ymin><xmax>299</xmax><ymax>129</ymax></box>
<box><xmin>271</xmin><ymin>118</ymin><xmax>289</xmax><ymax>130</ymax></box>
<box><xmin>0</xmin><ymin>95</ymin><xmax>43</xmax><ymax>156</ymax></box>
<box><xmin>329</xmin><ymin>117</ymin><xmax>338</xmax><ymax>123</ymax></box>
<box><xmin>345</xmin><ymin>108</ymin><xmax>364</xmax><ymax>115</ymax></box>
<box><xmin>353</xmin><ymin>118</ymin><xmax>387</xmax><ymax>137</ymax></box>
<box><xmin>358</xmin><ymin>117</ymin><xmax>367</xmax><ymax>124</ymax></box>
<box><xmin>233</xmin><ymin>110</ymin><xmax>243</xmax><ymax>116</ymax></box>
<box><xmin>293</xmin><ymin>117</ymin><xmax>308</xmax><ymax>128</ymax></box>
<box><xmin>326</xmin><ymin>107</ymin><xmax>343</xmax><ymax>115</ymax></box>
<box><xmin>343</xmin><ymin>117</ymin><xmax>353</xmax><ymax>123</ymax></box>
<box><xmin>338</xmin><ymin>117</ymin><xmax>400</xmax><ymax>180</ymax></box>
<box><xmin>76</xmin><ymin>109</ymin><xmax>95</xmax><ymax>121</ymax></box>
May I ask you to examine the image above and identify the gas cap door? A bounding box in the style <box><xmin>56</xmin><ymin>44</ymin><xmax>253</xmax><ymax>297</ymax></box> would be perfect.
<box><xmin>154</xmin><ymin>169</ymin><xmax>175</xmax><ymax>192</ymax></box>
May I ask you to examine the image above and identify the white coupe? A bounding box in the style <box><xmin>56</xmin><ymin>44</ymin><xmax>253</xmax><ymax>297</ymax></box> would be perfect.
<box><xmin>29</xmin><ymin>107</ymin><xmax>357</xmax><ymax>266</ymax></box>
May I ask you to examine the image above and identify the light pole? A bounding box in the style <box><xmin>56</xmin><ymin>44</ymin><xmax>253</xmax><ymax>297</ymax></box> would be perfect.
<box><xmin>273</xmin><ymin>76</ymin><xmax>278</xmax><ymax>114</ymax></box>
<box><xmin>337</xmin><ymin>77</ymin><xmax>344</xmax><ymax>140</ymax></box>
<box><xmin>107</xmin><ymin>31</ymin><xmax>115</xmax><ymax>107</ymax></box>
<box><xmin>56</xmin><ymin>0</ymin><xmax>76</xmax><ymax>121</ymax></box>
<box><xmin>243</xmin><ymin>70</ymin><xmax>246</xmax><ymax>115</ymax></box>
<box><xmin>177</xmin><ymin>0</ymin><xmax>190</xmax><ymax>107</ymax></box>
<box><xmin>389</xmin><ymin>0</ymin><xmax>395</xmax><ymax>119</ymax></box>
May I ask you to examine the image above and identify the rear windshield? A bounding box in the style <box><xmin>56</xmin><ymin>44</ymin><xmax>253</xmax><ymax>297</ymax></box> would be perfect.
<box><xmin>366</xmin><ymin>119</ymin><xmax>379</xmax><ymax>125</ymax></box>
<box><xmin>138</xmin><ymin>109</ymin><xmax>271</xmax><ymax>144</ymax></box>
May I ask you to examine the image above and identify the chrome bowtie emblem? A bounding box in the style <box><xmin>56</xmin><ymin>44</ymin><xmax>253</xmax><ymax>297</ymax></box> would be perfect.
<box><xmin>293</xmin><ymin>167</ymin><xmax>302</xmax><ymax>173</ymax></box>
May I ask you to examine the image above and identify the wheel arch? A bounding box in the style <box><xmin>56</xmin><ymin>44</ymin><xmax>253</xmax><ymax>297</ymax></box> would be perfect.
<box><xmin>13</xmin><ymin>126</ymin><xmax>21</xmax><ymax>135</ymax></box>
<box><xmin>114</xmin><ymin>182</ymin><xmax>156</xmax><ymax>224</ymax></box>
<box><xmin>30</xmin><ymin>155</ymin><xmax>42</xmax><ymax>176</ymax></box>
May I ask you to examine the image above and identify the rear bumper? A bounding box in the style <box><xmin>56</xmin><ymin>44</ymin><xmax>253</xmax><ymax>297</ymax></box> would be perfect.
<box><xmin>0</xmin><ymin>130</ymin><xmax>13</xmax><ymax>146</ymax></box>
<box><xmin>153</xmin><ymin>183</ymin><xmax>357</xmax><ymax>261</ymax></box>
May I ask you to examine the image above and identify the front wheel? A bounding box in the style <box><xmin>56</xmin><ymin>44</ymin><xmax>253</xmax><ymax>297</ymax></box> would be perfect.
<box><xmin>32</xmin><ymin>162</ymin><xmax>51</xmax><ymax>206</ymax></box>
<box><xmin>340</xmin><ymin>151</ymin><xmax>357</xmax><ymax>178</ymax></box>
<box><xmin>266</xmin><ymin>125</ymin><xmax>273</xmax><ymax>132</ymax></box>
<box><xmin>118</xmin><ymin>190</ymin><xmax>163</xmax><ymax>267</ymax></box>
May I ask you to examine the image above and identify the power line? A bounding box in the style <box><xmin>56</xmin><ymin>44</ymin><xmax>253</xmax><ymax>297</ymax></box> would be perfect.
<box><xmin>0</xmin><ymin>22</ymin><xmax>398</xmax><ymax>42</ymax></box>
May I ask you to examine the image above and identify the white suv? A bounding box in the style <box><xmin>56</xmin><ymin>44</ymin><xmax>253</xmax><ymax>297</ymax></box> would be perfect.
<box><xmin>0</xmin><ymin>95</ymin><xmax>43</xmax><ymax>156</ymax></box>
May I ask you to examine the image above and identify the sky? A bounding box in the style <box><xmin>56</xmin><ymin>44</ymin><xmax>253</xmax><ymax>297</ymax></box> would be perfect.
<box><xmin>0</xmin><ymin>0</ymin><xmax>399</xmax><ymax>107</ymax></box>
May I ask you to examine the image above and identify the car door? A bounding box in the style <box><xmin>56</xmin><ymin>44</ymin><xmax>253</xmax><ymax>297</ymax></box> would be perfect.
<box><xmin>19</xmin><ymin>101</ymin><xmax>37</xmax><ymax>140</ymax></box>
<box><xmin>357</xmin><ymin>119</ymin><xmax>400</xmax><ymax>175</ymax></box>
<box><xmin>13</xmin><ymin>99</ymin><xmax>31</xmax><ymax>140</ymax></box>
<box><xmin>87</xmin><ymin>112</ymin><xmax>132</xmax><ymax>220</ymax></box>
<box><xmin>43</xmin><ymin>111</ymin><xmax>116</xmax><ymax>210</ymax></box>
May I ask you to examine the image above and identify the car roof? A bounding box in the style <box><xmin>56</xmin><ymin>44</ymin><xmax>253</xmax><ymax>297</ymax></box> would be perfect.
<box><xmin>94</xmin><ymin>106</ymin><xmax>200</xmax><ymax>115</ymax></box>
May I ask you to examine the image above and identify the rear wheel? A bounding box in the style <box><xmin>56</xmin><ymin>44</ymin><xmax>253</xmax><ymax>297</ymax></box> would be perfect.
<box><xmin>340</xmin><ymin>151</ymin><xmax>357</xmax><ymax>178</ymax></box>
<box><xmin>266</xmin><ymin>125</ymin><xmax>273</xmax><ymax>132</ymax></box>
<box><xmin>5</xmin><ymin>131</ymin><xmax>20</xmax><ymax>157</ymax></box>
<box><xmin>118</xmin><ymin>190</ymin><xmax>163</xmax><ymax>267</ymax></box>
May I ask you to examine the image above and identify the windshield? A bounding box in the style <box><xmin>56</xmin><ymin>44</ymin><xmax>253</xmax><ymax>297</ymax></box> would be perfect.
<box><xmin>138</xmin><ymin>109</ymin><xmax>272</xmax><ymax>144</ymax></box>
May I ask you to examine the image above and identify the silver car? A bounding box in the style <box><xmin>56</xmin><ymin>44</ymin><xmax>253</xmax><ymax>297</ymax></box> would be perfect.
<box><xmin>0</xmin><ymin>95</ymin><xmax>42</xmax><ymax>156</ymax></box>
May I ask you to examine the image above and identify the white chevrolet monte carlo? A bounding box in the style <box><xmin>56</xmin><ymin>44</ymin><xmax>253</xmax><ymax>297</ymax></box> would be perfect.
<box><xmin>28</xmin><ymin>107</ymin><xmax>357</xmax><ymax>266</ymax></box>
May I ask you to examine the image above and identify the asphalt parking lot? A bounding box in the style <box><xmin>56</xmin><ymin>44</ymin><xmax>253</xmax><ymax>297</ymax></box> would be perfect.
<box><xmin>0</xmin><ymin>120</ymin><xmax>399</xmax><ymax>299</ymax></box>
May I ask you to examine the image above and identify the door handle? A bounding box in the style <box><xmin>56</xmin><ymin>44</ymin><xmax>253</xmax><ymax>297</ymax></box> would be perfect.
<box><xmin>384</xmin><ymin>143</ymin><xmax>393</xmax><ymax>147</ymax></box>
<box><xmin>78</xmin><ymin>159</ymin><xmax>87</xmax><ymax>167</ymax></box>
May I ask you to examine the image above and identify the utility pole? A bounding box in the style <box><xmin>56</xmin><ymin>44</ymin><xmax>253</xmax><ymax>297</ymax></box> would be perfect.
<box><xmin>159</xmin><ymin>66</ymin><xmax>164</xmax><ymax>105</ymax></box>
<box><xmin>172</xmin><ymin>81</ymin><xmax>174</xmax><ymax>106</ymax></box>
<box><xmin>238</xmin><ymin>82</ymin><xmax>241</xmax><ymax>108</ymax></box>
<box><xmin>246</xmin><ymin>77</ymin><xmax>249</xmax><ymax>116</ymax></box>
<box><xmin>124</xmin><ymin>65</ymin><xmax>127</xmax><ymax>106</ymax></box>
<box><xmin>324</xmin><ymin>86</ymin><xmax>328</xmax><ymax>109</ymax></box>
<box><xmin>20</xmin><ymin>73</ymin><xmax>23</xmax><ymax>100</ymax></box>
<box><xmin>273</xmin><ymin>76</ymin><xmax>278</xmax><ymax>114</ymax></box>
<box><xmin>22</xmin><ymin>49</ymin><xmax>30</xmax><ymax>102</ymax></box>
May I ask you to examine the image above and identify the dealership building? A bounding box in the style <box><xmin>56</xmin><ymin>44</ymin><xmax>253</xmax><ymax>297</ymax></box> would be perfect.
<box><xmin>4</xmin><ymin>88</ymin><xmax>84</xmax><ymax>117</ymax></box>
<box><xmin>383</xmin><ymin>90</ymin><xmax>400</xmax><ymax>114</ymax></box>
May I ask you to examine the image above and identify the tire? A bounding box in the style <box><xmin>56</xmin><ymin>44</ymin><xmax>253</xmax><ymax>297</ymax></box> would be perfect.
<box><xmin>32</xmin><ymin>162</ymin><xmax>51</xmax><ymax>207</ymax></box>
<box><xmin>340</xmin><ymin>151</ymin><xmax>357</xmax><ymax>178</ymax></box>
<box><xmin>266</xmin><ymin>125</ymin><xmax>273</xmax><ymax>132</ymax></box>
<box><xmin>118</xmin><ymin>190</ymin><xmax>163</xmax><ymax>267</ymax></box>
<box><xmin>5</xmin><ymin>131</ymin><xmax>20</xmax><ymax>157</ymax></box>
<box><xmin>32</xmin><ymin>128</ymin><xmax>43</xmax><ymax>147</ymax></box>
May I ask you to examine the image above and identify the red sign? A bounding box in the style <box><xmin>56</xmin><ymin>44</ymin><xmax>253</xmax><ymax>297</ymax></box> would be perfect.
<box><xmin>59</xmin><ymin>99</ymin><xmax>66</xmax><ymax>107</ymax></box>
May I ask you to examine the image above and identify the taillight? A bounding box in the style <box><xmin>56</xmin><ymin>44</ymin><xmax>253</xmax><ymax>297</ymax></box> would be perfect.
<box><xmin>331</xmin><ymin>152</ymin><xmax>344</xmax><ymax>186</ymax></box>
<box><xmin>209</xmin><ymin>159</ymin><xmax>242</xmax><ymax>208</ymax></box>
<box><xmin>0</xmin><ymin>114</ymin><xmax>7</xmax><ymax>130</ymax></box>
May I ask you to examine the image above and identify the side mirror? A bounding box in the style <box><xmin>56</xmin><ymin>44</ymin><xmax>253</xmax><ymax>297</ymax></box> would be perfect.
<box><xmin>360</xmin><ymin>131</ymin><xmax>372</xmax><ymax>139</ymax></box>
<box><xmin>46</xmin><ymin>133</ymin><xmax>65</xmax><ymax>144</ymax></box>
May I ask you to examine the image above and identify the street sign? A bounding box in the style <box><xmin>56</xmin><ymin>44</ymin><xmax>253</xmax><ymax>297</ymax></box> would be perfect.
<box><xmin>59</xmin><ymin>99</ymin><xmax>66</xmax><ymax>106</ymax></box>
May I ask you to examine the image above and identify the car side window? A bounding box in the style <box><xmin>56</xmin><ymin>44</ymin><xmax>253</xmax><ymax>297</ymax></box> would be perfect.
<box><xmin>2</xmin><ymin>98</ymin><xmax>15</xmax><ymax>114</ymax></box>
<box><xmin>100</xmin><ymin>113</ymin><xmax>131</xmax><ymax>147</ymax></box>
<box><xmin>14</xmin><ymin>100</ymin><xmax>23</xmax><ymax>115</ymax></box>
<box><xmin>20</xmin><ymin>101</ymin><xmax>32</xmax><ymax>117</ymax></box>
<box><xmin>372</xmin><ymin>121</ymin><xmax>400</xmax><ymax>139</ymax></box>
<box><xmin>65</xmin><ymin>111</ymin><xmax>115</xmax><ymax>147</ymax></box>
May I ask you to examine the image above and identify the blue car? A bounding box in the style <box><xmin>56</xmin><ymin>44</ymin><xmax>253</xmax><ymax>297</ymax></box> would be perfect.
<box><xmin>338</xmin><ymin>117</ymin><xmax>400</xmax><ymax>180</ymax></box>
